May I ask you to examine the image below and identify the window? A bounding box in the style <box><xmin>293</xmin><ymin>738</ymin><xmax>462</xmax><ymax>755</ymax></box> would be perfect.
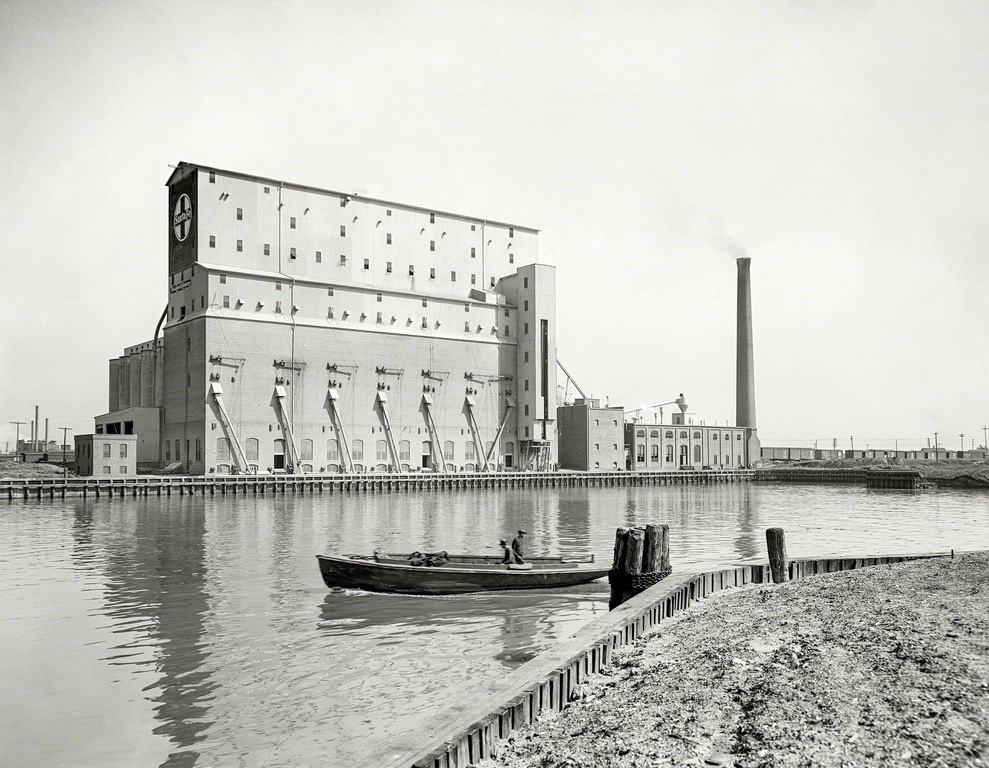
<box><xmin>524</xmin><ymin>300</ymin><xmax>529</xmax><ymax>311</ymax></box>
<box><xmin>175</xmin><ymin>440</ymin><xmax>181</xmax><ymax>460</ymax></box>
<box><xmin>666</xmin><ymin>445</ymin><xmax>674</xmax><ymax>462</ymax></box>
<box><xmin>429</xmin><ymin>212</ymin><xmax>435</xmax><ymax>223</ymax></box>
<box><xmin>524</xmin><ymin>323</ymin><xmax>529</xmax><ymax>335</ymax></box>
<box><xmin>422</xmin><ymin>299</ymin><xmax>428</xmax><ymax>308</ymax></box>
<box><xmin>465</xmin><ymin>441</ymin><xmax>475</xmax><ymax>461</ymax></box>
<box><xmin>209</xmin><ymin>171</ymin><xmax>215</xmax><ymax>183</ymax></box>
<box><xmin>264</xmin><ymin>186</ymin><xmax>270</xmax><ymax>194</ymax></box>
<box><xmin>219</xmin><ymin>274</ymin><xmax>227</xmax><ymax>284</ymax></box>
<box><xmin>651</xmin><ymin>430</ymin><xmax>659</xmax><ymax>438</ymax></box>
<box><xmin>421</xmin><ymin>317</ymin><xmax>427</xmax><ymax>328</ymax></box>
<box><xmin>316</xmin><ymin>251</ymin><xmax>322</xmax><ymax>263</ymax></box>
<box><xmin>340</xmin><ymin>255</ymin><xmax>347</xmax><ymax>265</ymax></box>
<box><xmin>327</xmin><ymin>287</ymin><xmax>334</xmax><ymax>296</ymax></box>
<box><xmin>464</xmin><ymin>321</ymin><xmax>471</xmax><ymax>332</ymax></box>
<box><xmin>119</xmin><ymin>466</ymin><xmax>127</xmax><ymax>474</ymax></box>
<box><xmin>102</xmin><ymin>466</ymin><xmax>111</xmax><ymax>474</ymax></box>
<box><xmin>363</xmin><ymin>258</ymin><xmax>370</xmax><ymax>270</ymax></box>
<box><xmin>693</xmin><ymin>431</ymin><xmax>701</xmax><ymax>438</ymax></box>
<box><xmin>290</xmin><ymin>216</ymin><xmax>296</xmax><ymax>229</ymax></box>
<box><xmin>736</xmin><ymin>434</ymin><xmax>743</xmax><ymax>440</ymax></box>
<box><xmin>386</xmin><ymin>261</ymin><xmax>392</xmax><ymax>273</ymax></box>
<box><xmin>236</xmin><ymin>207</ymin><xmax>243</xmax><ymax>220</ymax></box>
<box><xmin>209</xmin><ymin>235</ymin><xmax>216</xmax><ymax>248</ymax></box>
<box><xmin>524</xmin><ymin>404</ymin><xmax>529</xmax><ymax>416</ymax></box>
<box><xmin>444</xmin><ymin>441</ymin><xmax>454</xmax><ymax>461</ymax></box>
<box><xmin>386</xmin><ymin>209</ymin><xmax>392</xmax><ymax>216</ymax></box>
<box><xmin>471</xmin><ymin>224</ymin><xmax>476</xmax><ymax>231</ymax></box>
<box><xmin>376</xmin><ymin>292</ymin><xmax>382</xmax><ymax>302</ymax></box>
<box><xmin>326</xmin><ymin>439</ymin><xmax>339</xmax><ymax>461</ymax></box>
<box><xmin>246</xmin><ymin>438</ymin><xmax>259</xmax><ymax>461</ymax></box>
<box><xmin>680</xmin><ymin>431</ymin><xmax>688</xmax><ymax>438</ymax></box>
<box><xmin>301</xmin><ymin>439</ymin><xmax>313</xmax><ymax>461</ymax></box>
<box><xmin>594</xmin><ymin>443</ymin><xmax>600</xmax><ymax>451</ymax></box>
<box><xmin>464</xmin><ymin>303</ymin><xmax>470</xmax><ymax>312</ymax></box>
<box><xmin>103</xmin><ymin>444</ymin><xmax>111</xmax><ymax>458</ymax></box>
<box><xmin>327</xmin><ymin>306</ymin><xmax>334</xmax><ymax>319</ymax></box>
<box><xmin>665</xmin><ymin>430</ymin><xmax>674</xmax><ymax>438</ymax></box>
<box><xmin>275</xmin><ymin>301</ymin><xmax>282</xmax><ymax>313</ymax></box>
<box><xmin>471</xmin><ymin>247</ymin><xmax>476</xmax><ymax>258</ymax></box>
<box><xmin>351</xmin><ymin>439</ymin><xmax>364</xmax><ymax>461</ymax></box>
<box><xmin>186</xmin><ymin>373</ymin><xmax>191</xmax><ymax>387</ymax></box>
<box><xmin>429</xmin><ymin>268</ymin><xmax>435</xmax><ymax>279</ymax></box>
<box><xmin>636</xmin><ymin>429</ymin><xmax>645</xmax><ymax>438</ymax></box>
<box><xmin>504</xmin><ymin>307</ymin><xmax>509</xmax><ymax>317</ymax></box>
<box><xmin>223</xmin><ymin>295</ymin><xmax>230</xmax><ymax>308</ymax></box>
<box><xmin>524</xmin><ymin>352</ymin><xmax>529</xmax><ymax>363</ymax></box>
<box><xmin>340</xmin><ymin>225</ymin><xmax>346</xmax><ymax>236</ymax></box>
<box><xmin>636</xmin><ymin>445</ymin><xmax>645</xmax><ymax>462</ymax></box>
<box><xmin>651</xmin><ymin>445</ymin><xmax>659</xmax><ymax>462</ymax></box>
<box><xmin>186</xmin><ymin>337</ymin><xmax>191</xmax><ymax>351</ymax></box>
<box><xmin>595</xmin><ymin>419</ymin><xmax>599</xmax><ymax>426</ymax></box>
<box><xmin>430</xmin><ymin>240</ymin><xmax>435</xmax><ymax>252</ymax></box>
<box><xmin>376</xmin><ymin>311</ymin><xmax>382</xmax><ymax>323</ymax></box>
<box><xmin>217</xmin><ymin>438</ymin><xmax>231</xmax><ymax>461</ymax></box>
<box><xmin>523</xmin><ymin>277</ymin><xmax>528</xmax><ymax>288</ymax></box>
<box><xmin>509</xmin><ymin>227</ymin><xmax>514</xmax><ymax>238</ymax></box>
<box><xmin>264</xmin><ymin>243</ymin><xmax>270</xmax><ymax>256</ymax></box>
<box><xmin>524</xmin><ymin>379</ymin><xmax>529</xmax><ymax>391</ymax></box>
<box><xmin>276</xmin><ymin>281</ymin><xmax>282</xmax><ymax>291</ymax></box>
<box><xmin>509</xmin><ymin>253</ymin><xmax>514</xmax><ymax>264</ymax></box>
<box><xmin>290</xmin><ymin>247</ymin><xmax>297</xmax><ymax>259</ymax></box>
<box><xmin>165</xmin><ymin>441</ymin><xmax>171</xmax><ymax>461</ymax></box>
<box><xmin>471</xmin><ymin>274</ymin><xmax>476</xmax><ymax>285</ymax></box>
<box><xmin>376</xmin><ymin>440</ymin><xmax>388</xmax><ymax>461</ymax></box>
<box><xmin>408</xmin><ymin>265</ymin><xmax>414</xmax><ymax>276</ymax></box>
<box><xmin>340</xmin><ymin>197</ymin><xmax>347</xmax><ymax>207</ymax></box>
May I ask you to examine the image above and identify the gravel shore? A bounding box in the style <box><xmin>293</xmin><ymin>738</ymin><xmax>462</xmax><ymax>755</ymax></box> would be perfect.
<box><xmin>481</xmin><ymin>553</ymin><xmax>989</xmax><ymax>768</ymax></box>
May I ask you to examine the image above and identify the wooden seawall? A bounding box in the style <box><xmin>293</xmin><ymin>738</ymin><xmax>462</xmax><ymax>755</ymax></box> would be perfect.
<box><xmin>380</xmin><ymin>550</ymin><xmax>962</xmax><ymax>768</ymax></box>
<box><xmin>0</xmin><ymin>469</ymin><xmax>754</xmax><ymax>502</ymax></box>
<box><xmin>754</xmin><ymin>467</ymin><xmax>921</xmax><ymax>489</ymax></box>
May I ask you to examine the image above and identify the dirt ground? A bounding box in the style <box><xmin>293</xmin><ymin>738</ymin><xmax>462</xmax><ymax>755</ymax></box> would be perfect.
<box><xmin>481</xmin><ymin>554</ymin><xmax>989</xmax><ymax>768</ymax></box>
<box><xmin>0</xmin><ymin>460</ymin><xmax>74</xmax><ymax>478</ymax></box>
<box><xmin>782</xmin><ymin>458</ymin><xmax>989</xmax><ymax>488</ymax></box>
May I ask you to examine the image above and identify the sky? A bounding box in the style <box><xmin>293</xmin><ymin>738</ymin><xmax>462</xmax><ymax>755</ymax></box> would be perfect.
<box><xmin>2</xmin><ymin>0</ymin><xmax>987</xmax><ymax>452</ymax></box>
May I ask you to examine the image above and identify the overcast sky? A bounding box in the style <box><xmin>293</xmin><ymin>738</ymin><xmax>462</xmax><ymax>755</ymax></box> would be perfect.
<box><xmin>2</xmin><ymin>0</ymin><xmax>987</xmax><ymax>452</ymax></box>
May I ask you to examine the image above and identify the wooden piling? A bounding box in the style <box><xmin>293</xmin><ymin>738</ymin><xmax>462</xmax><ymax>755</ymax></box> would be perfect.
<box><xmin>766</xmin><ymin>527</ymin><xmax>788</xmax><ymax>583</ymax></box>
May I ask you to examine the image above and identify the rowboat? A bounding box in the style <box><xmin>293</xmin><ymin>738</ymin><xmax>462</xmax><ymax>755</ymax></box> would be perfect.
<box><xmin>316</xmin><ymin>551</ymin><xmax>609</xmax><ymax>595</ymax></box>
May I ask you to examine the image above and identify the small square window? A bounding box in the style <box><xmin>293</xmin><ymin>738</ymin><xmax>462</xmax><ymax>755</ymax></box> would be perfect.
<box><xmin>363</xmin><ymin>258</ymin><xmax>370</xmax><ymax>270</ymax></box>
<box><xmin>290</xmin><ymin>247</ymin><xmax>297</xmax><ymax>259</ymax></box>
<box><xmin>430</xmin><ymin>240</ymin><xmax>435</xmax><ymax>252</ymax></box>
<box><xmin>209</xmin><ymin>235</ymin><xmax>216</xmax><ymax>248</ymax></box>
<box><xmin>236</xmin><ymin>208</ymin><xmax>243</xmax><ymax>220</ymax></box>
<box><xmin>316</xmin><ymin>251</ymin><xmax>322</xmax><ymax>263</ymax></box>
<box><xmin>328</xmin><ymin>287</ymin><xmax>334</xmax><ymax>296</ymax></box>
<box><xmin>464</xmin><ymin>303</ymin><xmax>470</xmax><ymax>312</ymax></box>
<box><xmin>429</xmin><ymin>268</ymin><xmax>436</xmax><ymax>279</ymax></box>
<box><xmin>223</xmin><ymin>295</ymin><xmax>230</xmax><ymax>308</ymax></box>
<box><xmin>376</xmin><ymin>293</ymin><xmax>382</xmax><ymax>303</ymax></box>
<box><xmin>386</xmin><ymin>233</ymin><xmax>392</xmax><ymax>245</ymax></box>
<box><xmin>276</xmin><ymin>281</ymin><xmax>282</xmax><ymax>291</ymax></box>
<box><xmin>386</xmin><ymin>209</ymin><xmax>392</xmax><ymax>216</ymax></box>
<box><xmin>290</xmin><ymin>216</ymin><xmax>296</xmax><ymax>229</ymax></box>
<box><xmin>471</xmin><ymin>224</ymin><xmax>476</xmax><ymax>231</ymax></box>
<box><xmin>422</xmin><ymin>299</ymin><xmax>428</xmax><ymax>308</ymax></box>
<box><xmin>264</xmin><ymin>243</ymin><xmax>270</xmax><ymax>256</ymax></box>
<box><xmin>429</xmin><ymin>212</ymin><xmax>435</xmax><ymax>223</ymax></box>
<box><xmin>263</xmin><ymin>186</ymin><xmax>270</xmax><ymax>194</ymax></box>
<box><xmin>340</xmin><ymin>225</ymin><xmax>346</xmax><ymax>237</ymax></box>
<box><xmin>209</xmin><ymin>171</ymin><xmax>216</xmax><ymax>183</ymax></box>
<box><xmin>219</xmin><ymin>274</ymin><xmax>227</xmax><ymax>284</ymax></box>
<box><xmin>386</xmin><ymin>261</ymin><xmax>392</xmax><ymax>273</ymax></box>
<box><xmin>237</xmin><ymin>239</ymin><xmax>243</xmax><ymax>252</ymax></box>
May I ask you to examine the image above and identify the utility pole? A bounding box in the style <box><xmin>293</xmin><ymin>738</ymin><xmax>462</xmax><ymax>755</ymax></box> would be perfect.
<box><xmin>59</xmin><ymin>427</ymin><xmax>72</xmax><ymax>467</ymax></box>
<box><xmin>934</xmin><ymin>432</ymin><xmax>939</xmax><ymax>463</ymax></box>
<box><xmin>960</xmin><ymin>434</ymin><xmax>964</xmax><ymax>453</ymax></box>
<box><xmin>850</xmin><ymin>436</ymin><xmax>854</xmax><ymax>453</ymax></box>
<box><xmin>983</xmin><ymin>425</ymin><xmax>988</xmax><ymax>457</ymax></box>
<box><xmin>10</xmin><ymin>422</ymin><xmax>25</xmax><ymax>461</ymax></box>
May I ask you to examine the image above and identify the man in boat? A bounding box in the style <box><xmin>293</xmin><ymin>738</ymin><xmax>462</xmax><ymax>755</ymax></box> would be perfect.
<box><xmin>511</xmin><ymin>529</ymin><xmax>527</xmax><ymax>561</ymax></box>
<box><xmin>499</xmin><ymin>538</ymin><xmax>524</xmax><ymax>565</ymax></box>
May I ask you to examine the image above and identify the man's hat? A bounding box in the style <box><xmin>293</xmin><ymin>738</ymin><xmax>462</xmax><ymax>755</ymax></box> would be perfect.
<box><xmin>517</xmin><ymin>529</ymin><xmax>527</xmax><ymax>535</ymax></box>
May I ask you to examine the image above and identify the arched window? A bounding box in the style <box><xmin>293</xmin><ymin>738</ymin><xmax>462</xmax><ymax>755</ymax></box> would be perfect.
<box><xmin>216</xmin><ymin>438</ymin><xmax>230</xmax><ymax>461</ymax></box>
<box><xmin>679</xmin><ymin>431</ymin><xmax>687</xmax><ymax>439</ymax></box>
<box><xmin>273</xmin><ymin>438</ymin><xmax>286</xmax><ymax>470</ymax></box>
<box><xmin>376</xmin><ymin>440</ymin><xmax>388</xmax><ymax>461</ymax></box>
<box><xmin>650</xmin><ymin>430</ymin><xmax>659</xmax><ymax>438</ymax></box>
<box><xmin>650</xmin><ymin>445</ymin><xmax>659</xmax><ymax>462</ymax></box>
<box><xmin>666</xmin><ymin>445</ymin><xmax>674</xmax><ymax>462</ymax></box>
<box><xmin>692</xmin><ymin>431</ymin><xmax>700</xmax><ymax>439</ymax></box>
<box><xmin>444</xmin><ymin>440</ymin><xmax>455</xmax><ymax>461</ymax></box>
<box><xmin>399</xmin><ymin>440</ymin><xmax>410</xmax><ymax>461</ymax></box>
<box><xmin>665</xmin><ymin>431</ymin><xmax>674</xmax><ymax>438</ymax></box>
<box><xmin>246</xmin><ymin>438</ymin><xmax>259</xmax><ymax>461</ymax></box>
<box><xmin>301</xmin><ymin>439</ymin><xmax>313</xmax><ymax>460</ymax></box>
<box><xmin>636</xmin><ymin>429</ymin><xmax>645</xmax><ymax>438</ymax></box>
<box><xmin>465</xmin><ymin>441</ymin><xmax>476</xmax><ymax>461</ymax></box>
<box><xmin>351</xmin><ymin>439</ymin><xmax>364</xmax><ymax>461</ymax></box>
<box><xmin>736</xmin><ymin>434</ymin><xmax>742</xmax><ymax>440</ymax></box>
<box><xmin>693</xmin><ymin>445</ymin><xmax>701</xmax><ymax>463</ymax></box>
<box><xmin>326</xmin><ymin>438</ymin><xmax>339</xmax><ymax>461</ymax></box>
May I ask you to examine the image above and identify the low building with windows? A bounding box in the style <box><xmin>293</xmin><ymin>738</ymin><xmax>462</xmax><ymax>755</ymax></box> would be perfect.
<box><xmin>625</xmin><ymin>411</ymin><xmax>754</xmax><ymax>471</ymax></box>
<box><xmin>74</xmin><ymin>434</ymin><xmax>139</xmax><ymax>477</ymax></box>
<box><xmin>557</xmin><ymin>398</ymin><xmax>625</xmax><ymax>471</ymax></box>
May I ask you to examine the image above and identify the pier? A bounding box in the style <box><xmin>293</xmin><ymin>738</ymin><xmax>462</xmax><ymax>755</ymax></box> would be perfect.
<box><xmin>1</xmin><ymin>468</ymin><xmax>755</xmax><ymax>502</ymax></box>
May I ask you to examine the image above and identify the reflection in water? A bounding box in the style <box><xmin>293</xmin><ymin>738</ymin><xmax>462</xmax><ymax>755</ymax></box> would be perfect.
<box><xmin>2</xmin><ymin>483</ymin><xmax>988</xmax><ymax>768</ymax></box>
<box><xmin>91</xmin><ymin>502</ymin><xmax>215</xmax><ymax>768</ymax></box>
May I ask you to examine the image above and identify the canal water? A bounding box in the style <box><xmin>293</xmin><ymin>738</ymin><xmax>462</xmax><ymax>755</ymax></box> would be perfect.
<box><xmin>2</xmin><ymin>482</ymin><xmax>987</xmax><ymax>767</ymax></box>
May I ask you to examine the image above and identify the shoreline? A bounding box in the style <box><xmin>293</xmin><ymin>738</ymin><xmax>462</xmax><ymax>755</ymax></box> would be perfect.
<box><xmin>479</xmin><ymin>553</ymin><xmax>989</xmax><ymax>768</ymax></box>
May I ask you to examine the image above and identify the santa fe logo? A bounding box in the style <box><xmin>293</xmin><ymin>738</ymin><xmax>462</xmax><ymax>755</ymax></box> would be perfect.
<box><xmin>173</xmin><ymin>194</ymin><xmax>193</xmax><ymax>242</ymax></box>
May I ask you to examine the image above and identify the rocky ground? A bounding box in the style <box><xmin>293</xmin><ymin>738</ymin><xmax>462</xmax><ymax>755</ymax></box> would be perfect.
<box><xmin>0</xmin><ymin>460</ymin><xmax>75</xmax><ymax>478</ymax></box>
<box><xmin>481</xmin><ymin>553</ymin><xmax>989</xmax><ymax>768</ymax></box>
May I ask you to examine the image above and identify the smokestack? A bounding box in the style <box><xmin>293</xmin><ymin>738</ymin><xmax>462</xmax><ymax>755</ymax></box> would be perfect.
<box><xmin>736</xmin><ymin>258</ymin><xmax>756</xmax><ymax>428</ymax></box>
<box><xmin>45</xmin><ymin>418</ymin><xmax>49</xmax><ymax>450</ymax></box>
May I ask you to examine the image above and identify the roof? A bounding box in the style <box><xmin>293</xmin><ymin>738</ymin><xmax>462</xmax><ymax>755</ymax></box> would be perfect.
<box><xmin>166</xmin><ymin>161</ymin><xmax>540</xmax><ymax>234</ymax></box>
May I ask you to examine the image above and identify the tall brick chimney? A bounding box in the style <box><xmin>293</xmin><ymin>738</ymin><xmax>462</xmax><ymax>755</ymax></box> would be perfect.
<box><xmin>736</xmin><ymin>257</ymin><xmax>760</xmax><ymax>464</ymax></box>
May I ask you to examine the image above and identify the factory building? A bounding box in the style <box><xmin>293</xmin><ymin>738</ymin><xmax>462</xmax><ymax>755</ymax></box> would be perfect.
<box><xmin>103</xmin><ymin>162</ymin><xmax>558</xmax><ymax>475</ymax></box>
<box><xmin>556</xmin><ymin>398</ymin><xmax>625</xmax><ymax>471</ymax></box>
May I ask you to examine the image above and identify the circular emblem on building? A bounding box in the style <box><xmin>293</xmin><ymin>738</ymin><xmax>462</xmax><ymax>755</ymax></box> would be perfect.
<box><xmin>172</xmin><ymin>193</ymin><xmax>193</xmax><ymax>242</ymax></box>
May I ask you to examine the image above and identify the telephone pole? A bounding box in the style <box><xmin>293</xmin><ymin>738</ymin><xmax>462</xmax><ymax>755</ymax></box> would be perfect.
<box><xmin>10</xmin><ymin>422</ymin><xmax>25</xmax><ymax>461</ymax></box>
<box><xmin>59</xmin><ymin>427</ymin><xmax>72</xmax><ymax>466</ymax></box>
<box><xmin>934</xmin><ymin>432</ymin><xmax>939</xmax><ymax>463</ymax></box>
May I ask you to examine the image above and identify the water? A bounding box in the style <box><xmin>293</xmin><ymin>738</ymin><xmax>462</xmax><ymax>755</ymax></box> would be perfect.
<box><xmin>1</xmin><ymin>483</ymin><xmax>986</xmax><ymax>767</ymax></box>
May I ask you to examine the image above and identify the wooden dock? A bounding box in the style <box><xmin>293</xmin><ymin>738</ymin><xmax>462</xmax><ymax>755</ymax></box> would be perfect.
<box><xmin>755</xmin><ymin>467</ymin><xmax>921</xmax><ymax>489</ymax></box>
<box><xmin>0</xmin><ymin>468</ymin><xmax>755</xmax><ymax>502</ymax></box>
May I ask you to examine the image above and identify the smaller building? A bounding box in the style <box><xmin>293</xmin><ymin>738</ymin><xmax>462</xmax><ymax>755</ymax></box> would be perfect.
<box><xmin>95</xmin><ymin>406</ymin><xmax>161</xmax><ymax>468</ymax></box>
<box><xmin>557</xmin><ymin>398</ymin><xmax>625</xmax><ymax>471</ymax></box>
<box><xmin>74</xmin><ymin>434</ymin><xmax>139</xmax><ymax>477</ymax></box>
<box><xmin>626</xmin><ymin>411</ymin><xmax>752</xmax><ymax>470</ymax></box>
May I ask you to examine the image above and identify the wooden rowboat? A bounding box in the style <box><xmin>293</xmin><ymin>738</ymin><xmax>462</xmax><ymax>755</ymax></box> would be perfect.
<box><xmin>316</xmin><ymin>551</ymin><xmax>609</xmax><ymax>595</ymax></box>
